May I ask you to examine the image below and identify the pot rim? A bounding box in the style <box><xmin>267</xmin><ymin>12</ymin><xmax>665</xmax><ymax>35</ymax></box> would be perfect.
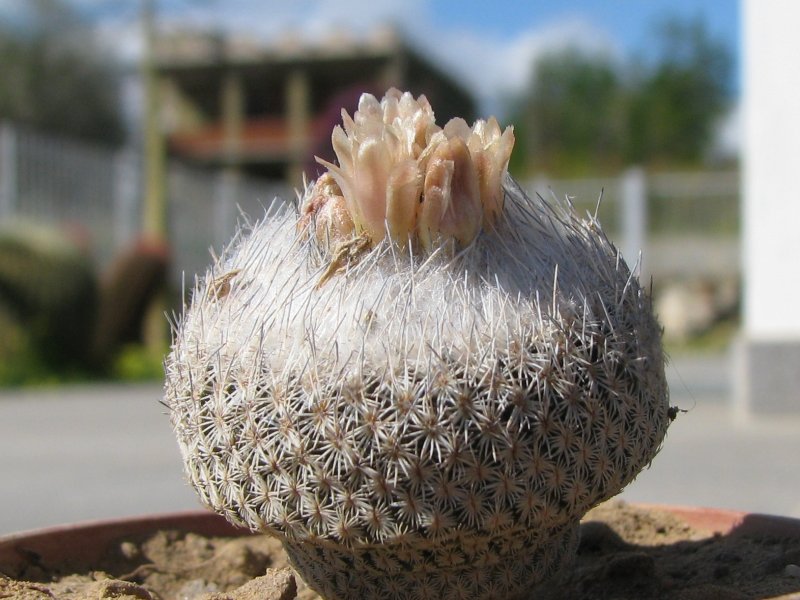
<box><xmin>2</xmin><ymin>503</ymin><xmax>799</xmax><ymax>574</ymax></box>
<box><xmin>633</xmin><ymin>502</ymin><xmax>800</xmax><ymax>538</ymax></box>
<box><xmin>0</xmin><ymin>509</ymin><xmax>249</xmax><ymax>573</ymax></box>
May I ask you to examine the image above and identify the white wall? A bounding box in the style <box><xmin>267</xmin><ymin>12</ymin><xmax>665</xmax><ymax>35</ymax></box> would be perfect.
<box><xmin>743</xmin><ymin>0</ymin><xmax>800</xmax><ymax>339</ymax></box>
<box><xmin>739</xmin><ymin>0</ymin><xmax>800</xmax><ymax>414</ymax></box>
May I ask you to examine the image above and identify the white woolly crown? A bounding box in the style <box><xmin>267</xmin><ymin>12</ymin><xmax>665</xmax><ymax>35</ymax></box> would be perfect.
<box><xmin>173</xmin><ymin>177</ymin><xmax>655</xmax><ymax>392</ymax></box>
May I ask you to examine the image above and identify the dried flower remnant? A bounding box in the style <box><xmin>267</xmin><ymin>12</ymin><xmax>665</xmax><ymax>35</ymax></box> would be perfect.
<box><xmin>304</xmin><ymin>88</ymin><xmax>514</xmax><ymax>253</ymax></box>
<box><xmin>165</xmin><ymin>89</ymin><xmax>671</xmax><ymax>600</ymax></box>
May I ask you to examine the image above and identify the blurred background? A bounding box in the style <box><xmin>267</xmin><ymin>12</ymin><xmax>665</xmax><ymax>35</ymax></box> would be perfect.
<box><xmin>0</xmin><ymin>0</ymin><xmax>741</xmax><ymax>384</ymax></box>
<box><xmin>2</xmin><ymin>0</ymin><xmax>798</xmax><ymax>533</ymax></box>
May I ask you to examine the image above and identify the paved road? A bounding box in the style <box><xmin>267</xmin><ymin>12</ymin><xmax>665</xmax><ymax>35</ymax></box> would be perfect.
<box><xmin>621</xmin><ymin>355</ymin><xmax>800</xmax><ymax>516</ymax></box>
<box><xmin>0</xmin><ymin>383</ymin><xmax>198</xmax><ymax>536</ymax></box>
<box><xmin>1</xmin><ymin>353</ymin><xmax>798</xmax><ymax>536</ymax></box>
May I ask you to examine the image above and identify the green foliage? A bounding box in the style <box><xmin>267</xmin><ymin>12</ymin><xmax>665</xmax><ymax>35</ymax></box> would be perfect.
<box><xmin>512</xmin><ymin>49</ymin><xmax>626</xmax><ymax>175</ymax></box>
<box><xmin>0</xmin><ymin>221</ymin><xmax>174</xmax><ymax>387</ymax></box>
<box><xmin>626</xmin><ymin>18</ymin><xmax>733</xmax><ymax>165</ymax></box>
<box><xmin>510</xmin><ymin>16</ymin><xmax>733</xmax><ymax>175</ymax></box>
<box><xmin>0</xmin><ymin>222</ymin><xmax>98</xmax><ymax>374</ymax></box>
<box><xmin>112</xmin><ymin>343</ymin><xmax>166</xmax><ymax>382</ymax></box>
<box><xmin>0</xmin><ymin>0</ymin><xmax>124</xmax><ymax>145</ymax></box>
<box><xmin>0</xmin><ymin>301</ymin><xmax>49</xmax><ymax>385</ymax></box>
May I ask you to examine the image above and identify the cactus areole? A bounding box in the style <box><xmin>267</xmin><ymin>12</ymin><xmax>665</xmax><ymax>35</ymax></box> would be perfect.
<box><xmin>165</xmin><ymin>89</ymin><xmax>670</xmax><ymax>599</ymax></box>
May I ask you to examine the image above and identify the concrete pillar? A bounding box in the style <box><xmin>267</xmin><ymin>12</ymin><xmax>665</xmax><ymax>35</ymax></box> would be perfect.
<box><xmin>286</xmin><ymin>68</ymin><xmax>310</xmax><ymax>187</ymax></box>
<box><xmin>221</xmin><ymin>71</ymin><xmax>245</xmax><ymax>165</ymax></box>
<box><xmin>214</xmin><ymin>169</ymin><xmax>238</xmax><ymax>249</ymax></box>
<box><xmin>738</xmin><ymin>0</ymin><xmax>800</xmax><ymax>414</ymax></box>
<box><xmin>380</xmin><ymin>48</ymin><xmax>406</xmax><ymax>91</ymax></box>
<box><xmin>218</xmin><ymin>70</ymin><xmax>244</xmax><ymax>246</ymax></box>
<box><xmin>113</xmin><ymin>148</ymin><xmax>139</xmax><ymax>252</ymax></box>
<box><xmin>620</xmin><ymin>167</ymin><xmax>647</xmax><ymax>278</ymax></box>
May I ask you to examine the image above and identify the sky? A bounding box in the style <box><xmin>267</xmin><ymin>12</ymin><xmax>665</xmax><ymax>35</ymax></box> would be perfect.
<box><xmin>0</xmin><ymin>0</ymin><xmax>740</xmax><ymax>134</ymax></box>
<box><xmin>17</xmin><ymin>0</ymin><xmax>737</xmax><ymax>115</ymax></box>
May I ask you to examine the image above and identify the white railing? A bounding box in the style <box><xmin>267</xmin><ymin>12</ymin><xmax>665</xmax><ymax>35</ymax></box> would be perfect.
<box><xmin>0</xmin><ymin>122</ymin><xmax>292</xmax><ymax>286</ymax></box>
<box><xmin>524</xmin><ymin>168</ymin><xmax>740</xmax><ymax>280</ymax></box>
<box><xmin>0</xmin><ymin>122</ymin><xmax>739</xmax><ymax>287</ymax></box>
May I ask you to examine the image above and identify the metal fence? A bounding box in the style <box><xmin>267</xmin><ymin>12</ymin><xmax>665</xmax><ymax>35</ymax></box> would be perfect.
<box><xmin>0</xmin><ymin>122</ymin><xmax>740</xmax><ymax>288</ymax></box>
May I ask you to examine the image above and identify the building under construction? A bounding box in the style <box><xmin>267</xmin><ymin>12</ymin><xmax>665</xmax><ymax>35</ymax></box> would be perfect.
<box><xmin>154</xmin><ymin>27</ymin><xmax>476</xmax><ymax>186</ymax></box>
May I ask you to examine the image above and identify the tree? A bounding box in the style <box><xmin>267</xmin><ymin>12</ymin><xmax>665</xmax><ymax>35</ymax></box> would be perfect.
<box><xmin>509</xmin><ymin>16</ymin><xmax>733</xmax><ymax>175</ymax></box>
<box><xmin>0</xmin><ymin>0</ymin><xmax>124</xmax><ymax>145</ymax></box>
<box><xmin>512</xmin><ymin>48</ymin><xmax>626</xmax><ymax>175</ymax></box>
<box><xmin>626</xmin><ymin>17</ymin><xmax>733</xmax><ymax>165</ymax></box>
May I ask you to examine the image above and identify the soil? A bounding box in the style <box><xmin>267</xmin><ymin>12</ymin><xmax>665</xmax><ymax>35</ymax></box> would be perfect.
<box><xmin>1</xmin><ymin>501</ymin><xmax>799</xmax><ymax>600</ymax></box>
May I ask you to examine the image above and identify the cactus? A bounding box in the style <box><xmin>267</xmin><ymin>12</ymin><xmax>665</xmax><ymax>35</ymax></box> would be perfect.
<box><xmin>165</xmin><ymin>89</ymin><xmax>670</xmax><ymax>599</ymax></box>
<box><xmin>0</xmin><ymin>222</ymin><xmax>97</xmax><ymax>371</ymax></box>
<box><xmin>90</xmin><ymin>238</ymin><xmax>170</xmax><ymax>370</ymax></box>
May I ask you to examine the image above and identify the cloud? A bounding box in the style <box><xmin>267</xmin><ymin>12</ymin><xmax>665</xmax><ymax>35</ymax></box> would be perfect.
<box><xmin>91</xmin><ymin>0</ymin><xmax>425</xmax><ymax>62</ymax></box>
<box><xmin>152</xmin><ymin>0</ymin><xmax>426</xmax><ymax>42</ymax></box>
<box><xmin>409</xmin><ymin>17</ymin><xmax>619</xmax><ymax>116</ymax></box>
<box><xmin>86</xmin><ymin>0</ymin><xmax>619</xmax><ymax>117</ymax></box>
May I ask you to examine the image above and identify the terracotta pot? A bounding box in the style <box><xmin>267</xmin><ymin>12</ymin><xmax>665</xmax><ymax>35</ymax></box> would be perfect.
<box><xmin>2</xmin><ymin>505</ymin><xmax>799</xmax><ymax>599</ymax></box>
<box><xmin>0</xmin><ymin>510</ymin><xmax>248</xmax><ymax>574</ymax></box>
<box><xmin>4</xmin><ymin>504</ymin><xmax>800</xmax><ymax>568</ymax></box>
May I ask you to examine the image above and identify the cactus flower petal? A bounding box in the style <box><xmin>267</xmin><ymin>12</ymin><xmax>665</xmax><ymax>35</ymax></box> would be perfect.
<box><xmin>417</xmin><ymin>153</ymin><xmax>452</xmax><ymax>252</ymax></box>
<box><xmin>350</xmin><ymin>137</ymin><xmax>392</xmax><ymax>242</ymax></box>
<box><xmin>422</xmin><ymin>137</ymin><xmax>481</xmax><ymax>248</ymax></box>
<box><xmin>385</xmin><ymin>158</ymin><xmax>422</xmax><ymax>246</ymax></box>
<box><xmin>302</xmin><ymin>88</ymin><xmax>513</xmax><ymax>255</ymax></box>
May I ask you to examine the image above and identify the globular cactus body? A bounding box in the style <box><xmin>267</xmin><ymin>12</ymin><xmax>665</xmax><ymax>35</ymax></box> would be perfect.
<box><xmin>165</xmin><ymin>90</ymin><xmax>670</xmax><ymax>599</ymax></box>
<box><xmin>90</xmin><ymin>238</ymin><xmax>169</xmax><ymax>369</ymax></box>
